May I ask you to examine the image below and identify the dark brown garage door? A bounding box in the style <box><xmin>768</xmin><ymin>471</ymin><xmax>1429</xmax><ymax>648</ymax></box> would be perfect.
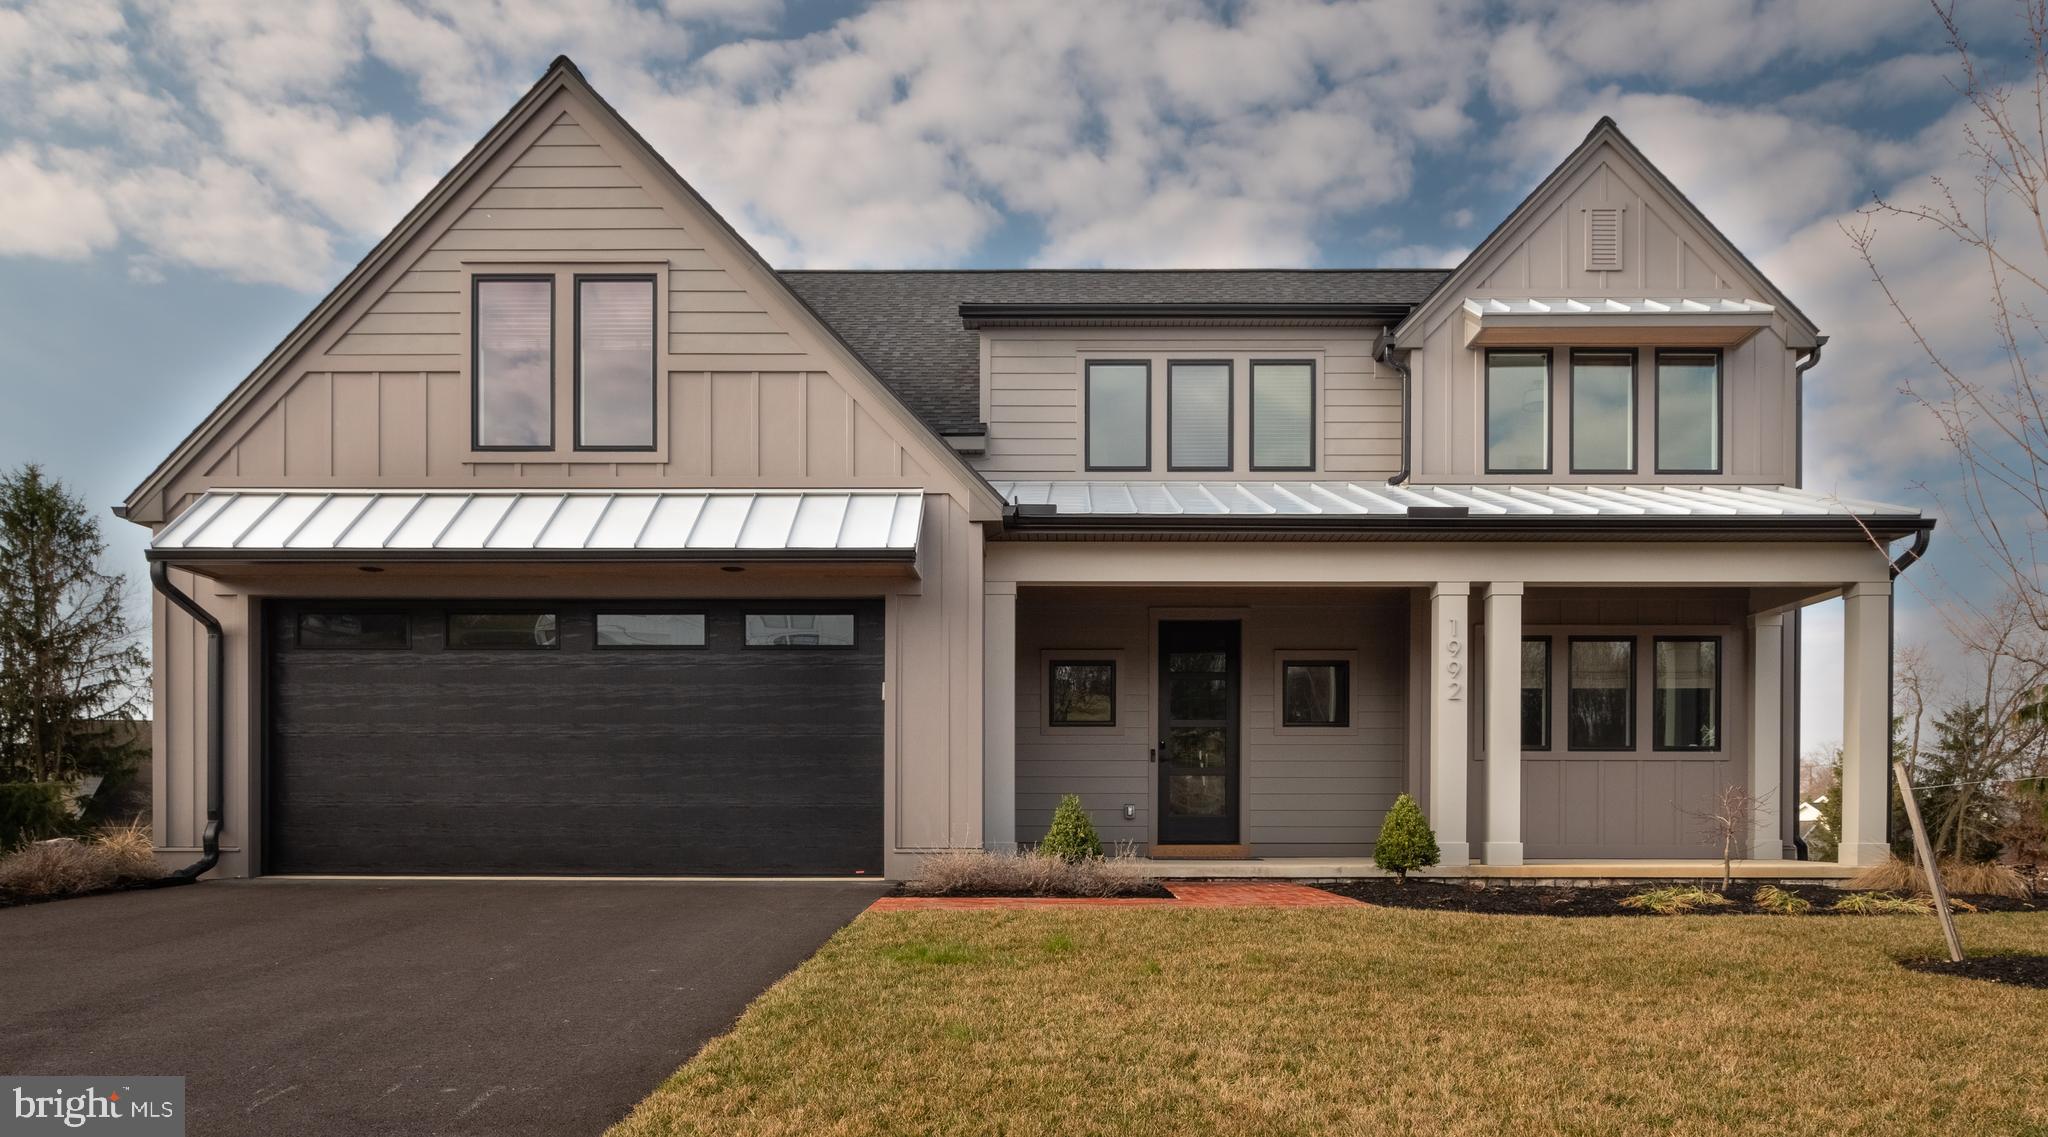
<box><xmin>266</xmin><ymin>600</ymin><xmax>883</xmax><ymax>876</ymax></box>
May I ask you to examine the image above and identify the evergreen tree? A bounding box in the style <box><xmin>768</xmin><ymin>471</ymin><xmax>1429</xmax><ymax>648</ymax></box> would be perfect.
<box><xmin>1373</xmin><ymin>793</ymin><xmax>1439</xmax><ymax>882</ymax></box>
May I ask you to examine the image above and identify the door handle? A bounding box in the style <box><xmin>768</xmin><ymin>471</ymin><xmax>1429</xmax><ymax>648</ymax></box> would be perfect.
<box><xmin>1153</xmin><ymin>740</ymin><xmax>1163</xmax><ymax>763</ymax></box>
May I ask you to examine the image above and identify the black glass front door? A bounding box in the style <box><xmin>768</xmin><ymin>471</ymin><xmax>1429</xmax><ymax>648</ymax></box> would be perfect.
<box><xmin>1156</xmin><ymin>620</ymin><xmax>1240</xmax><ymax>844</ymax></box>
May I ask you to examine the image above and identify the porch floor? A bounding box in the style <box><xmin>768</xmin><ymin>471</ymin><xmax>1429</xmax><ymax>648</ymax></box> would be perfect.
<box><xmin>1133</xmin><ymin>858</ymin><xmax>1862</xmax><ymax>882</ymax></box>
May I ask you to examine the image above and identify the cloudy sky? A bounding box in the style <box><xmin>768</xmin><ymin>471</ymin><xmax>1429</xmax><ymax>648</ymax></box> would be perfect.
<box><xmin>0</xmin><ymin>0</ymin><xmax>2027</xmax><ymax>754</ymax></box>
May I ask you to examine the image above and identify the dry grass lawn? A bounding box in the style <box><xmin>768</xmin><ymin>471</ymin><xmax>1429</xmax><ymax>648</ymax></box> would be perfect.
<box><xmin>608</xmin><ymin>906</ymin><xmax>2048</xmax><ymax>1137</ymax></box>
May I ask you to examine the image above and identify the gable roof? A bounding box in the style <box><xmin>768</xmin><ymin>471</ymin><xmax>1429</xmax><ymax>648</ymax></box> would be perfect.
<box><xmin>1391</xmin><ymin>117</ymin><xmax>1820</xmax><ymax>348</ymax></box>
<box><xmin>781</xmin><ymin>269</ymin><xmax>1446</xmax><ymax>434</ymax></box>
<box><xmin>121</xmin><ymin>56</ymin><xmax>1008</xmax><ymax>524</ymax></box>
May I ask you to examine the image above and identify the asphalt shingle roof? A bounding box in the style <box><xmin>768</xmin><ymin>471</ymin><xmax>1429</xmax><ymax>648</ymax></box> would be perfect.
<box><xmin>778</xmin><ymin>269</ymin><xmax>1450</xmax><ymax>434</ymax></box>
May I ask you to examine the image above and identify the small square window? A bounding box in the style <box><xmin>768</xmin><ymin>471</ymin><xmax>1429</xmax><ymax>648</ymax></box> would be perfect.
<box><xmin>745</xmin><ymin>614</ymin><xmax>856</xmax><ymax>647</ymax></box>
<box><xmin>297</xmin><ymin>613</ymin><xmax>410</xmax><ymax>650</ymax></box>
<box><xmin>1049</xmin><ymin>661</ymin><xmax>1116</xmax><ymax>726</ymax></box>
<box><xmin>448</xmin><ymin>613</ymin><xmax>559</xmax><ymax>650</ymax></box>
<box><xmin>1281</xmin><ymin>661</ymin><xmax>1348</xmax><ymax>726</ymax></box>
<box><xmin>596</xmin><ymin>613</ymin><xmax>705</xmax><ymax>648</ymax></box>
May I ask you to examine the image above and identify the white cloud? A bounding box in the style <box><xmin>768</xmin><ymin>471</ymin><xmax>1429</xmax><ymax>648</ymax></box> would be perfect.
<box><xmin>0</xmin><ymin>145</ymin><xmax>117</xmax><ymax>258</ymax></box>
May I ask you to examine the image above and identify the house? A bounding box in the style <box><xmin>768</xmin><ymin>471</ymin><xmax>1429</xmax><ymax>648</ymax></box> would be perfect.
<box><xmin>122</xmin><ymin>57</ymin><xmax>1926</xmax><ymax>880</ymax></box>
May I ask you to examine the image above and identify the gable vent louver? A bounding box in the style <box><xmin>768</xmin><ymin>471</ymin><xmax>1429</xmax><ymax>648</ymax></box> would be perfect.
<box><xmin>1585</xmin><ymin>207</ymin><xmax>1624</xmax><ymax>272</ymax></box>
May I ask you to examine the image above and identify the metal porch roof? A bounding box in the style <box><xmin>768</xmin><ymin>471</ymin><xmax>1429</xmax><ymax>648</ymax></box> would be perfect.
<box><xmin>150</xmin><ymin>490</ymin><xmax>925</xmax><ymax>559</ymax></box>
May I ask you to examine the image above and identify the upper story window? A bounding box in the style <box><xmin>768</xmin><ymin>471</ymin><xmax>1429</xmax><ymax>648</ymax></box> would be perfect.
<box><xmin>575</xmin><ymin>276</ymin><xmax>657</xmax><ymax>450</ymax></box>
<box><xmin>1085</xmin><ymin>361</ymin><xmax>1150</xmax><ymax>471</ymax></box>
<box><xmin>1570</xmin><ymin>350</ymin><xmax>1635</xmax><ymax>473</ymax></box>
<box><xmin>1656</xmin><ymin>350</ymin><xmax>1721</xmax><ymax>474</ymax></box>
<box><xmin>1168</xmin><ymin>361</ymin><xmax>1231</xmax><ymax>471</ymax></box>
<box><xmin>473</xmin><ymin>276</ymin><xmax>554</xmax><ymax>450</ymax></box>
<box><xmin>1250</xmin><ymin>360</ymin><xmax>1314</xmax><ymax>470</ymax></box>
<box><xmin>1486</xmin><ymin>350</ymin><xmax>1550</xmax><ymax>474</ymax></box>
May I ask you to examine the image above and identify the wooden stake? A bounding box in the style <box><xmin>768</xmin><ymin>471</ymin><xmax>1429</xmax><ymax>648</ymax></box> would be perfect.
<box><xmin>1893</xmin><ymin>760</ymin><xmax>1964</xmax><ymax>964</ymax></box>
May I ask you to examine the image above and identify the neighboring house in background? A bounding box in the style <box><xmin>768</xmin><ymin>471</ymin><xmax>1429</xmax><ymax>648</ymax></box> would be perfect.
<box><xmin>122</xmin><ymin>58</ymin><xmax>1924</xmax><ymax>880</ymax></box>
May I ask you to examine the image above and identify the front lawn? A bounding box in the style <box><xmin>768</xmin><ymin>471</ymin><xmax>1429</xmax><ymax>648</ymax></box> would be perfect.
<box><xmin>609</xmin><ymin>906</ymin><xmax>2048</xmax><ymax>1137</ymax></box>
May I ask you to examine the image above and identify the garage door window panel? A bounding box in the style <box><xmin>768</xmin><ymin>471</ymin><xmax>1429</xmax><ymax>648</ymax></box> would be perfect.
<box><xmin>448</xmin><ymin>613</ymin><xmax>560</xmax><ymax>650</ymax></box>
<box><xmin>596</xmin><ymin>613</ymin><xmax>706</xmax><ymax>649</ymax></box>
<box><xmin>297</xmin><ymin>612</ymin><xmax>410</xmax><ymax>650</ymax></box>
<box><xmin>745</xmin><ymin>614</ymin><xmax>857</xmax><ymax>648</ymax></box>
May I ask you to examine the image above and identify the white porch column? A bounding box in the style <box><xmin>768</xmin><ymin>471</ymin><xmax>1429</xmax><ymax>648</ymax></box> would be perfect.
<box><xmin>1748</xmin><ymin>612</ymin><xmax>1785</xmax><ymax>858</ymax></box>
<box><xmin>1840</xmin><ymin>581</ymin><xmax>1892</xmax><ymax>867</ymax></box>
<box><xmin>1428</xmin><ymin>582</ymin><xmax>1472</xmax><ymax>866</ymax></box>
<box><xmin>982</xmin><ymin>581</ymin><xmax>1018</xmax><ymax>852</ymax></box>
<box><xmin>1483</xmin><ymin>583</ymin><xmax>1524</xmax><ymax>866</ymax></box>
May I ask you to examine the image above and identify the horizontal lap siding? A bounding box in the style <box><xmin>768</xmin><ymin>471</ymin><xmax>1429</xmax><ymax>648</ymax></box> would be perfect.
<box><xmin>1014</xmin><ymin>590</ymin><xmax>1410</xmax><ymax>855</ymax></box>
<box><xmin>980</xmin><ymin>328</ymin><xmax>1395</xmax><ymax>478</ymax></box>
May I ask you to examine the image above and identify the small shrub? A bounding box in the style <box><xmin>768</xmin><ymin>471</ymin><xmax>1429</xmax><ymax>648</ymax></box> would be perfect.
<box><xmin>1039</xmin><ymin>794</ymin><xmax>1103</xmax><ymax>863</ymax></box>
<box><xmin>1619</xmin><ymin>885</ymin><xmax>1732</xmax><ymax>915</ymax></box>
<box><xmin>1752</xmin><ymin>885</ymin><xmax>1813</xmax><ymax>915</ymax></box>
<box><xmin>0</xmin><ymin>782</ymin><xmax>78</xmax><ymax>851</ymax></box>
<box><xmin>1832</xmin><ymin>891</ymin><xmax>1934</xmax><ymax>915</ymax></box>
<box><xmin>1372</xmin><ymin>793</ymin><xmax>1440</xmax><ymax>882</ymax></box>
<box><xmin>1846</xmin><ymin>856</ymin><xmax>2029</xmax><ymax>899</ymax></box>
<box><xmin>907</xmin><ymin>846</ymin><xmax>1155</xmax><ymax>898</ymax></box>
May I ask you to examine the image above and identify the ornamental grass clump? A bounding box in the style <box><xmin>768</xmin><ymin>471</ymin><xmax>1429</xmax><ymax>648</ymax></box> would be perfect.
<box><xmin>1039</xmin><ymin>794</ymin><xmax>1104</xmax><ymax>863</ymax></box>
<box><xmin>1752</xmin><ymin>885</ymin><xmax>1813</xmax><ymax>915</ymax></box>
<box><xmin>1372</xmin><ymin>794</ymin><xmax>1440</xmax><ymax>882</ymax></box>
<box><xmin>1618</xmin><ymin>885</ymin><xmax>1731</xmax><ymax>915</ymax></box>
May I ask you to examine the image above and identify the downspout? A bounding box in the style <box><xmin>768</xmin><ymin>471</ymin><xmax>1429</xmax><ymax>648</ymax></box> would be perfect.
<box><xmin>1379</xmin><ymin>334</ymin><xmax>1413</xmax><ymax>485</ymax></box>
<box><xmin>1881</xmin><ymin>527</ymin><xmax>1932</xmax><ymax>854</ymax></box>
<box><xmin>150</xmin><ymin>561</ymin><xmax>221</xmax><ymax>882</ymax></box>
<box><xmin>1786</xmin><ymin>336</ymin><xmax>1827</xmax><ymax>859</ymax></box>
<box><xmin>1792</xmin><ymin>335</ymin><xmax>1826</xmax><ymax>493</ymax></box>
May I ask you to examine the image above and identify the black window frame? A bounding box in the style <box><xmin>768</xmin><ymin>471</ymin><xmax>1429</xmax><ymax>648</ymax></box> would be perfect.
<box><xmin>742</xmin><ymin>613</ymin><xmax>860</xmax><ymax>650</ymax></box>
<box><xmin>1568</xmin><ymin>347</ymin><xmax>1638</xmax><ymax>475</ymax></box>
<box><xmin>572</xmin><ymin>273</ymin><xmax>659</xmax><ymax>453</ymax></box>
<box><xmin>592</xmin><ymin>611</ymin><xmax>708</xmax><ymax>650</ymax></box>
<box><xmin>294</xmin><ymin>612</ymin><xmax>411</xmax><ymax>650</ymax></box>
<box><xmin>1083</xmin><ymin>360</ymin><xmax>1152</xmax><ymax>472</ymax></box>
<box><xmin>1566</xmin><ymin>634</ymin><xmax>1635</xmax><ymax>752</ymax></box>
<box><xmin>1248</xmin><ymin>358</ymin><xmax>1317</xmax><ymax>472</ymax></box>
<box><xmin>1520</xmin><ymin>635</ymin><xmax>1552</xmax><ymax>751</ymax></box>
<box><xmin>1654</xmin><ymin>348</ymin><xmax>1724</xmax><ymax>475</ymax></box>
<box><xmin>1485</xmin><ymin>348</ymin><xmax>1552</xmax><ymax>475</ymax></box>
<box><xmin>445</xmin><ymin>611</ymin><xmax>561</xmax><ymax>651</ymax></box>
<box><xmin>1166</xmin><ymin>358</ymin><xmax>1234</xmax><ymax>472</ymax></box>
<box><xmin>1651</xmin><ymin>635</ymin><xmax>1723</xmax><ymax>752</ymax></box>
<box><xmin>1048</xmin><ymin>658</ymin><xmax>1119</xmax><ymax>727</ymax></box>
<box><xmin>470</xmin><ymin>273</ymin><xmax>556</xmax><ymax>452</ymax></box>
<box><xmin>1279</xmin><ymin>659</ymin><xmax>1350</xmax><ymax>727</ymax></box>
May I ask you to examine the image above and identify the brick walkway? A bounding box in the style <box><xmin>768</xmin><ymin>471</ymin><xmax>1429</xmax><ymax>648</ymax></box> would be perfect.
<box><xmin>867</xmin><ymin>881</ymin><xmax>1362</xmax><ymax>912</ymax></box>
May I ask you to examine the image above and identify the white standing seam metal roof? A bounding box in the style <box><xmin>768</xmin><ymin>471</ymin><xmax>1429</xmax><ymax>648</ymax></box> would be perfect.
<box><xmin>150</xmin><ymin>491</ymin><xmax>925</xmax><ymax>555</ymax></box>
<box><xmin>992</xmin><ymin>481</ymin><xmax>1920</xmax><ymax>521</ymax></box>
<box><xmin>1462</xmin><ymin>297</ymin><xmax>1776</xmax><ymax>318</ymax></box>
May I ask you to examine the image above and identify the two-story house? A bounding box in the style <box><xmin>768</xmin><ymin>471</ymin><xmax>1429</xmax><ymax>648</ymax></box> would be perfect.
<box><xmin>124</xmin><ymin>58</ymin><xmax>1925</xmax><ymax>880</ymax></box>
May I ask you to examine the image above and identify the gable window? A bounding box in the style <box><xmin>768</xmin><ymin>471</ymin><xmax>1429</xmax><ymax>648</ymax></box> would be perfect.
<box><xmin>1521</xmin><ymin>637</ymin><xmax>1551</xmax><ymax>750</ymax></box>
<box><xmin>1487</xmin><ymin>350</ymin><xmax>1550</xmax><ymax>473</ymax></box>
<box><xmin>1281</xmin><ymin>660</ymin><xmax>1349</xmax><ymax>727</ymax></box>
<box><xmin>1656</xmin><ymin>350</ymin><xmax>1721</xmax><ymax>473</ymax></box>
<box><xmin>1568</xmin><ymin>636</ymin><xmax>1633</xmax><ymax>750</ymax></box>
<box><xmin>1653</xmin><ymin>637</ymin><xmax>1720</xmax><ymax>750</ymax></box>
<box><xmin>1570</xmin><ymin>350</ymin><xmax>1634</xmax><ymax>473</ymax></box>
<box><xmin>1049</xmin><ymin>660</ymin><xmax>1117</xmax><ymax>726</ymax></box>
<box><xmin>1085</xmin><ymin>361</ymin><xmax>1150</xmax><ymax>471</ymax></box>
<box><xmin>576</xmin><ymin>276</ymin><xmax>656</xmax><ymax>450</ymax></box>
<box><xmin>1250</xmin><ymin>360</ymin><xmax>1314</xmax><ymax>470</ymax></box>
<box><xmin>1168</xmin><ymin>361</ymin><xmax>1231</xmax><ymax>471</ymax></box>
<box><xmin>473</xmin><ymin>276</ymin><xmax>555</xmax><ymax>449</ymax></box>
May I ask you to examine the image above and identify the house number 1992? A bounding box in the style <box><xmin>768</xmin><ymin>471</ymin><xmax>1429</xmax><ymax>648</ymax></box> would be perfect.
<box><xmin>1444</xmin><ymin>617</ymin><xmax>1463</xmax><ymax>701</ymax></box>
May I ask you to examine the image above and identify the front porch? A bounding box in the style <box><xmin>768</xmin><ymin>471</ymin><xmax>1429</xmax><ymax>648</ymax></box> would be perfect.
<box><xmin>981</xmin><ymin>538</ymin><xmax>1901</xmax><ymax>875</ymax></box>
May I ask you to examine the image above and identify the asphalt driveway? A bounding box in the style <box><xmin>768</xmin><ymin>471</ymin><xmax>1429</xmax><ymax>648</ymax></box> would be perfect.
<box><xmin>0</xmin><ymin>878</ymin><xmax>886</xmax><ymax>1136</ymax></box>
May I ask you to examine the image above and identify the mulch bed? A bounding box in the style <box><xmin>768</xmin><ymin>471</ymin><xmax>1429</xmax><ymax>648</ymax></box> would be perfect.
<box><xmin>1899</xmin><ymin>954</ymin><xmax>2048</xmax><ymax>988</ymax></box>
<box><xmin>0</xmin><ymin>875</ymin><xmax>189</xmax><ymax>910</ymax></box>
<box><xmin>894</xmin><ymin>881</ymin><xmax>1176</xmax><ymax>900</ymax></box>
<box><xmin>1315</xmin><ymin>879</ymin><xmax>2045</xmax><ymax>916</ymax></box>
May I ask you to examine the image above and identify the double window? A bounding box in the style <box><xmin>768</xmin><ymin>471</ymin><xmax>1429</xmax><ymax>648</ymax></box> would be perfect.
<box><xmin>1083</xmin><ymin>358</ymin><xmax>1315</xmax><ymax>472</ymax></box>
<box><xmin>1487</xmin><ymin>348</ymin><xmax>1721</xmax><ymax>475</ymax></box>
<box><xmin>473</xmin><ymin>274</ymin><xmax>657</xmax><ymax>452</ymax></box>
<box><xmin>1522</xmin><ymin>634</ymin><xmax>1721</xmax><ymax>752</ymax></box>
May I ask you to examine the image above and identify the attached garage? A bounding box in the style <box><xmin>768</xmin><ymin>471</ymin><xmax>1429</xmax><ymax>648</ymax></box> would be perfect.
<box><xmin>265</xmin><ymin>600</ymin><xmax>884</xmax><ymax>876</ymax></box>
